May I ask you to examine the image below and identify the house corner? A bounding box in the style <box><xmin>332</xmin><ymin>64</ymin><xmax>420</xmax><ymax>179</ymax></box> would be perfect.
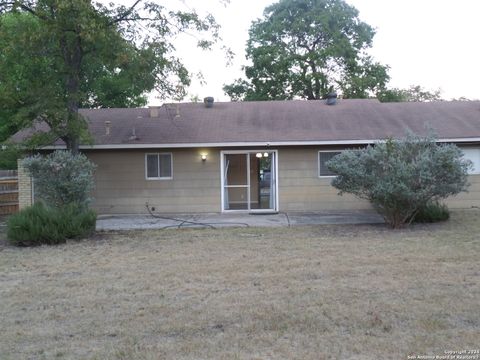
<box><xmin>17</xmin><ymin>158</ymin><xmax>33</xmax><ymax>210</ymax></box>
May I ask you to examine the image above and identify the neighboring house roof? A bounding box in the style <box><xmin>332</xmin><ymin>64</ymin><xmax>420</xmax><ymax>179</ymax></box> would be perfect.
<box><xmin>11</xmin><ymin>99</ymin><xmax>480</xmax><ymax>149</ymax></box>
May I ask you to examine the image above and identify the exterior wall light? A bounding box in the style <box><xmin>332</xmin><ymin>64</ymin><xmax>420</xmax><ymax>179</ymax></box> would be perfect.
<box><xmin>201</xmin><ymin>154</ymin><xmax>207</xmax><ymax>161</ymax></box>
<box><xmin>255</xmin><ymin>152</ymin><xmax>270</xmax><ymax>158</ymax></box>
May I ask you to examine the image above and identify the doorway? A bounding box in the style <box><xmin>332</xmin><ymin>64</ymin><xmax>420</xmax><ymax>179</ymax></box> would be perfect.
<box><xmin>221</xmin><ymin>150</ymin><xmax>278</xmax><ymax>212</ymax></box>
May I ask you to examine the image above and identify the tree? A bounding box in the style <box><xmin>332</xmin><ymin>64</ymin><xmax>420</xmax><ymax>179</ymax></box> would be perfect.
<box><xmin>326</xmin><ymin>132</ymin><xmax>472</xmax><ymax>228</ymax></box>
<box><xmin>0</xmin><ymin>145</ymin><xmax>20</xmax><ymax>169</ymax></box>
<box><xmin>223</xmin><ymin>0</ymin><xmax>389</xmax><ymax>101</ymax></box>
<box><xmin>377</xmin><ymin>85</ymin><xmax>442</xmax><ymax>102</ymax></box>
<box><xmin>0</xmin><ymin>0</ymin><xmax>222</xmax><ymax>153</ymax></box>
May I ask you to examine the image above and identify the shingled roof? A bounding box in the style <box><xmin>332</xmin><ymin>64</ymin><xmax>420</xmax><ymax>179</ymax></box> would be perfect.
<box><xmin>12</xmin><ymin>99</ymin><xmax>480</xmax><ymax>148</ymax></box>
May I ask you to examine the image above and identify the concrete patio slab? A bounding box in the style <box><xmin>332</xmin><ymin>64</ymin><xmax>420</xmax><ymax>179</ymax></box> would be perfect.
<box><xmin>96</xmin><ymin>210</ymin><xmax>384</xmax><ymax>231</ymax></box>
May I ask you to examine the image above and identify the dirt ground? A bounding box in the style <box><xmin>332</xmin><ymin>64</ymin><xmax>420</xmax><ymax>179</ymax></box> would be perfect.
<box><xmin>0</xmin><ymin>210</ymin><xmax>479</xmax><ymax>359</ymax></box>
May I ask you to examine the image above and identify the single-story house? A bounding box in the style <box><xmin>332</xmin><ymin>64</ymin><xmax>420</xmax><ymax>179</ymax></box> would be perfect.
<box><xmin>15</xmin><ymin>98</ymin><xmax>480</xmax><ymax>214</ymax></box>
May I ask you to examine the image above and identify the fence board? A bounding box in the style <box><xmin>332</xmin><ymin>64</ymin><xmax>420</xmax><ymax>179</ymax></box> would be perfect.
<box><xmin>0</xmin><ymin>170</ymin><xmax>17</xmax><ymax>177</ymax></box>
<box><xmin>0</xmin><ymin>174</ymin><xmax>18</xmax><ymax>215</ymax></box>
<box><xmin>0</xmin><ymin>179</ymin><xmax>18</xmax><ymax>192</ymax></box>
<box><xmin>0</xmin><ymin>204</ymin><xmax>18</xmax><ymax>215</ymax></box>
<box><xmin>0</xmin><ymin>192</ymin><xmax>18</xmax><ymax>202</ymax></box>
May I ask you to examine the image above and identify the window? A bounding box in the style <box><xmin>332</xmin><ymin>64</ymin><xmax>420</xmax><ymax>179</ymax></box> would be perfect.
<box><xmin>318</xmin><ymin>151</ymin><xmax>341</xmax><ymax>177</ymax></box>
<box><xmin>145</xmin><ymin>153</ymin><xmax>173</xmax><ymax>179</ymax></box>
<box><xmin>461</xmin><ymin>148</ymin><xmax>480</xmax><ymax>174</ymax></box>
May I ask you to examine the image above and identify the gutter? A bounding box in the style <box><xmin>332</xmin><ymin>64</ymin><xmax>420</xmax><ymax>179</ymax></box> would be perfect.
<box><xmin>39</xmin><ymin>137</ymin><xmax>480</xmax><ymax>150</ymax></box>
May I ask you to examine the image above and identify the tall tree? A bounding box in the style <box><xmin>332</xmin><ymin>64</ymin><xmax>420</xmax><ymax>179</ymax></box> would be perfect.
<box><xmin>0</xmin><ymin>0</ymin><xmax>222</xmax><ymax>152</ymax></box>
<box><xmin>223</xmin><ymin>0</ymin><xmax>389</xmax><ymax>101</ymax></box>
<box><xmin>377</xmin><ymin>85</ymin><xmax>443</xmax><ymax>102</ymax></box>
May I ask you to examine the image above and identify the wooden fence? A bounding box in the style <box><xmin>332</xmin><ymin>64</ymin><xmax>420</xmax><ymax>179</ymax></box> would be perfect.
<box><xmin>0</xmin><ymin>170</ymin><xmax>18</xmax><ymax>215</ymax></box>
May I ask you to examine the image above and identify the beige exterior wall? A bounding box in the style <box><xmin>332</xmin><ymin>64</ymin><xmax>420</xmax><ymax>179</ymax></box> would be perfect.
<box><xmin>86</xmin><ymin>149</ymin><xmax>221</xmax><ymax>214</ymax></box>
<box><xmin>445</xmin><ymin>174</ymin><xmax>480</xmax><ymax>209</ymax></box>
<box><xmin>277</xmin><ymin>147</ymin><xmax>480</xmax><ymax>212</ymax></box>
<box><xmin>84</xmin><ymin>147</ymin><xmax>480</xmax><ymax>214</ymax></box>
<box><xmin>277</xmin><ymin>148</ymin><xmax>372</xmax><ymax>211</ymax></box>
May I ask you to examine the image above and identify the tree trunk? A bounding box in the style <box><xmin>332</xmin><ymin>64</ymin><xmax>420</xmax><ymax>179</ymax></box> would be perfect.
<box><xmin>61</xmin><ymin>30</ymin><xmax>83</xmax><ymax>155</ymax></box>
<box><xmin>65</xmin><ymin>135</ymin><xmax>80</xmax><ymax>155</ymax></box>
<box><xmin>66</xmin><ymin>93</ymin><xmax>80</xmax><ymax>154</ymax></box>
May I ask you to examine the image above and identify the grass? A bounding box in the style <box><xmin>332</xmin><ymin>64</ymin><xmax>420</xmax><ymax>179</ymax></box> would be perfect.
<box><xmin>0</xmin><ymin>210</ymin><xmax>479</xmax><ymax>359</ymax></box>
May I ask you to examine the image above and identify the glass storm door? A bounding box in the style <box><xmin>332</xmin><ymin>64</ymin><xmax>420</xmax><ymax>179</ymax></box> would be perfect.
<box><xmin>222</xmin><ymin>151</ymin><xmax>277</xmax><ymax>212</ymax></box>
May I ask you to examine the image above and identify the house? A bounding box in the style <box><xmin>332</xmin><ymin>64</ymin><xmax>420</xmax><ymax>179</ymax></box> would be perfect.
<box><xmin>16</xmin><ymin>99</ymin><xmax>480</xmax><ymax>214</ymax></box>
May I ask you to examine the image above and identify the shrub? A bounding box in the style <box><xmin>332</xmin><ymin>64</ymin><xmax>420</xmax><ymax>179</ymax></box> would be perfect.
<box><xmin>412</xmin><ymin>201</ymin><xmax>450</xmax><ymax>223</ymax></box>
<box><xmin>327</xmin><ymin>132</ymin><xmax>472</xmax><ymax>228</ymax></box>
<box><xmin>22</xmin><ymin>151</ymin><xmax>96</xmax><ymax>207</ymax></box>
<box><xmin>7</xmin><ymin>202</ymin><xmax>96</xmax><ymax>246</ymax></box>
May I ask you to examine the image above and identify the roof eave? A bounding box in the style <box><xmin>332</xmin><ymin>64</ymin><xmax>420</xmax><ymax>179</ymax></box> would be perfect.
<box><xmin>38</xmin><ymin>137</ymin><xmax>480</xmax><ymax>150</ymax></box>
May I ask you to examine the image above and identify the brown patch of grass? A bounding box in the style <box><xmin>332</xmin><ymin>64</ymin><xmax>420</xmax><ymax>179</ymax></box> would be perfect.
<box><xmin>0</xmin><ymin>210</ymin><xmax>479</xmax><ymax>359</ymax></box>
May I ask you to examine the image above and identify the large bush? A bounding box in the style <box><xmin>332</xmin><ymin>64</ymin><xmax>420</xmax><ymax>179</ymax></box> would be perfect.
<box><xmin>327</xmin><ymin>133</ymin><xmax>472</xmax><ymax>228</ymax></box>
<box><xmin>22</xmin><ymin>151</ymin><xmax>96</xmax><ymax>207</ymax></box>
<box><xmin>7</xmin><ymin>202</ymin><xmax>96</xmax><ymax>246</ymax></box>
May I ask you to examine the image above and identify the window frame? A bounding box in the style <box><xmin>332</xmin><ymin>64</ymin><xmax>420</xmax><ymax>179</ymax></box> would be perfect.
<box><xmin>145</xmin><ymin>152</ymin><xmax>173</xmax><ymax>180</ymax></box>
<box><xmin>318</xmin><ymin>150</ymin><xmax>342</xmax><ymax>178</ymax></box>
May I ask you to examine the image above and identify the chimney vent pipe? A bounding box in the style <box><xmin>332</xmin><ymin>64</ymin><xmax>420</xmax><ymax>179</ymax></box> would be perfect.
<box><xmin>204</xmin><ymin>97</ymin><xmax>214</xmax><ymax>108</ymax></box>
<box><xmin>326</xmin><ymin>92</ymin><xmax>337</xmax><ymax>105</ymax></box>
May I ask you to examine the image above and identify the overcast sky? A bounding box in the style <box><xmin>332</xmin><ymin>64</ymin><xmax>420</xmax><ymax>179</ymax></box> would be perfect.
<box><xmin>147</xmin><ymin>0</ymin><xmax>480</xmax><ymax>104</ymax></box>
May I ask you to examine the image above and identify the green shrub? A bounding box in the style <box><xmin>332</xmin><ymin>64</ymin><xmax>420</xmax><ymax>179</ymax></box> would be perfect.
<box><xmin>7</xmin><ymin>202</ymin><xmax>96</xmax><ymax>246</ymax></box>
<box><xmin>327</xmin><ymin>132</ymin><xmax>472</xmax><ymax>228</ymax></box>
<box><xmin>413</xmin><ymin>202</ymin><xmax>450</xmax><ymax>223</ymax></box>
<box><xmin>22</xmin><ymin>151</ymin><xmax>96</xmax><ymax>207</ymax></box>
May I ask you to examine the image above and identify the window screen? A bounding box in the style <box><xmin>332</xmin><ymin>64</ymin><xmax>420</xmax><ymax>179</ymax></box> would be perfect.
<box><xmin>462</xmin><ymin>148</ymin><xmax>480</xmax><ymax>174</ymax></box>
<box><xmin>319</xmin><ymin>151</ymin><xmax>341</xmax><ymax>177</ymax></box>
<box><xmin>146</xmin><ymin>153</ymin><xmax>172</xmax><ymax>179</ymax></box>
<box><xmin>159</xmin><ymin>153</ymin><xmax>172</xmax><ymax>178</ymax></box>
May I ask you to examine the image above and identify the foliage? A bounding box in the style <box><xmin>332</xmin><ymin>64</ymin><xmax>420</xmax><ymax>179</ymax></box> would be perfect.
<box><xmin>0</xmin><ymin>144</ymin><xmax>21</xmax><ymax>170</ymax></box>
<box><xmin>0</xmin><ymin>1</ymin><xmax>222</xmax><ymax>152</ymax></box>
<box><xmin>377</xmin><ymin>85</ymin><xmax>442</xmax><ymax>102</ymax></box>
<box><xmin>223</xmin><ymin>0</ymin><xmax>389</xmax><ymax>101</ymax></box>
<box><xmin>223</xmin><ymin>79</ymin><xmax>253</xmax><ymax>102</ymax></box>
<box><xmin>412</xmin><ymin>201</ymin><xmax>450</xmax><ymax>223</ymax></box>
<box><xmin>450</xmin><ymin>96</ymin><xmax>476</xmax><ymax>101</ymax></box>
<box><xmin>22</xmin><ymin>151</ymin><xmax>96</xmax><ymax>207</ymax></box>
<box><xmin>327</xmin><ymin>132</ymin><xmax>472</xmax><ymax>228</ymax></box>
<box><xmin>7</xmin><ymin>202</ymin><xmax>96</xmax><ymax>246</ymax></box>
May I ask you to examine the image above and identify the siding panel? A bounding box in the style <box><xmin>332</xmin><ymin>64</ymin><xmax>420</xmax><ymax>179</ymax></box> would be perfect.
<box><xmin>86</xmin><ymin>148</ymin><xmax>480</xmax><ymax>214</ymax></box>
<box><xmin>278</xmin><ymin>148</ymin><xmax>372</xmax><ymax>211</ymax></box>
<box><xmin>277</xmin><ymin>148</ymin><xmax>480</xmax><ymax>212</ymax></box>
<box><xmin>87</xmin><ymin>149</ymin><xmax>221</xmax><ymax>214</ymax></box>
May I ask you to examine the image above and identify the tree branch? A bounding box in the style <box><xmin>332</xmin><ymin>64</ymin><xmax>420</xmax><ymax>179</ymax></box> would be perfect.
<box><xmin>0</xmin><ymin>1</ymin><xmax>50</xmax><ymax>20</ymax></box>
<box><xmin>108</xmin><ymin>0</ymin><xmax>142</xmax><ymax>26</ymax></box>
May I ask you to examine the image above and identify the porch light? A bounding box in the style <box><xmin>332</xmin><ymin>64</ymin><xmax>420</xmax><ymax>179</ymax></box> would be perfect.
<box><xmin>201</xmin><ymin>154</ymin><xmax>207</xmax><ymax>161</ymax></box>
<box><xmin>256</xmin><ymin>153</ymin><xmax>262</xmax><ymax>158</ymax></box>
<box><xmin>263</xmin><ymin>152</ymin><xmax>269</xmax><ymax>158</ymax></box>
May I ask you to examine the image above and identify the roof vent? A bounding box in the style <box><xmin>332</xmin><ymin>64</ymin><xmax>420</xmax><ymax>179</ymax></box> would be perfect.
<box><xmin>104</xmin><ymin>121</ymin><xmax>111</xmax><ymax>136</ymax></box>
<box><xmin>326</xmin><ymin>92</ymin><xmax>337</xmax><ymax>105</ymax></box>
<box><xmin>129</xmin><ymin>127</ymin><xmax>138</xmax><ymax>141</ymax></box>
<box><xmin>204</xmin><ymin>97</ymin><xmax>214</xmax><ymax>108</ymax></box>
<box><xmin>149</xmin><ymin>106</ymin><xmax>160</xmax><ymax>118</ymax></box>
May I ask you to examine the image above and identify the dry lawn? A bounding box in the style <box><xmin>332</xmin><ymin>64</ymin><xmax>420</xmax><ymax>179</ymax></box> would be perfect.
<box><xmin>0</xmin><ymin>210</ymin><xmax>479</xmax><ymax>360</ymax></box>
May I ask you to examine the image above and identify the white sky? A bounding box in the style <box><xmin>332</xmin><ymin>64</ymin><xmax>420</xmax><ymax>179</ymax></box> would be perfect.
<box><xmin>139</xmin><ymin>0</ymin><xmax>480</xmax><ymax>103</ymax></box>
